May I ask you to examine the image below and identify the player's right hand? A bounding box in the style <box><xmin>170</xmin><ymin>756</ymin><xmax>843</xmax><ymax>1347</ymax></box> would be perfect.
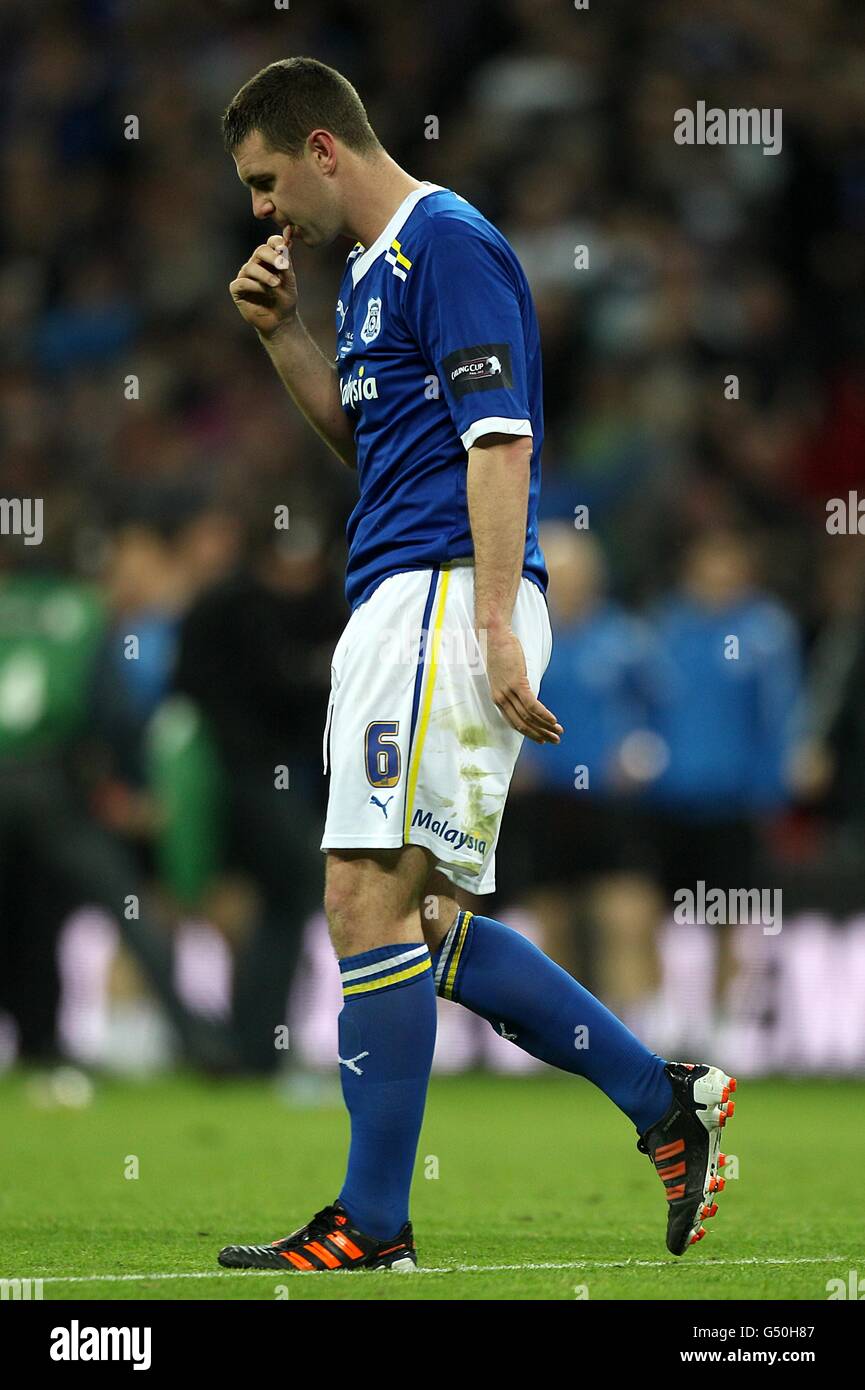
<box><xmin>229</xmin><ymin>232</ymin><xmax>298</xmax><ymax>338</ymax></box>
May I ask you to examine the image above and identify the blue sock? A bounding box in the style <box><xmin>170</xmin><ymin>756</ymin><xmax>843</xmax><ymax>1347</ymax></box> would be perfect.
<box><xmin>433</xmin><ymin>913</ymin><xmax>672</xmax><ymax>1134</ymax></box>
<box><xmin>337</xmin><ymin>942</ymin><xmax>437</xmax><ymax>1240</ymax></box>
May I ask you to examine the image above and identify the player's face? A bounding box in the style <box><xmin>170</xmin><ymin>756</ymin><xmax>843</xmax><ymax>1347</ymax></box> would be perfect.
<box><xmin>233</xmin><ymin>131</ymin><xmax>340</xmax><ymax>247</ymax></box>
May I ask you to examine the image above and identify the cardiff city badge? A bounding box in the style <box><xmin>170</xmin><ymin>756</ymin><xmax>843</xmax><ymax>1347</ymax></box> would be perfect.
<box><xmin>360</xmin><ymin>296</ymin><xmax>382</xmax><ymax>344</ymax></box>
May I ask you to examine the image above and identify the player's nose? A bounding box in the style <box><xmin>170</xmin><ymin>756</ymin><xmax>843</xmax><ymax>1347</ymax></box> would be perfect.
<box><xmin>252</xmin><ymin>193</ymin><xmax>274</xmax><ymax>220</ymax></box>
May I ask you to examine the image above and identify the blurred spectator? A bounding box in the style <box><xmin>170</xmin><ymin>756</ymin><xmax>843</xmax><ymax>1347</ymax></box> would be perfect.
<box><xmin>641</xmin><ymin>526</ymin><xmax>803</xmax><ymax>1007</ymax></box>
<box><xmin>502</xmin><ymin>523</ymin><xmax>662</xmax><ymax>1013</ymax></box>
<box><xmin>0</xmin><ymin>551</ymin><xmax>227</xmax><ymax>1067</ymax></box>
<box><xmin>89</xmin><ymin>499</ymin><xmax>242</xmax><ymax>817</ymax></box>
<box><xmin>172</xmin><ymin>504</ymin><xmax>345</xmax><ymax>1073</ymax></box>
<box><xmin>646</xmin><ymin>527</ymin><xmax>802</xmax><ymax>830</ymax></box>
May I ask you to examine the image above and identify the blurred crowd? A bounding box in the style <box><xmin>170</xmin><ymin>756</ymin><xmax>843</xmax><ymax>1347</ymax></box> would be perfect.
<box><xmin>1</xmin><ymin>0</ymin><xmax>864</xmax><ymax>1071</ymax></box>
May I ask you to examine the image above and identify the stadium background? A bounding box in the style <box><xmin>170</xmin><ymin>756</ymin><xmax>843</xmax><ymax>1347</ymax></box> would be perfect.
<box><xmin>1</xmin><ymin>0</ymin><xmax>864</xmax><ymax>1091</ymax></box>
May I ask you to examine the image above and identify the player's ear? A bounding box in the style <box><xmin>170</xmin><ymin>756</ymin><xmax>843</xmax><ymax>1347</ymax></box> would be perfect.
<box><xmin>307</xmin><ymin>129</ymin><xmax>337</xmax><ymax>171</ymax></box>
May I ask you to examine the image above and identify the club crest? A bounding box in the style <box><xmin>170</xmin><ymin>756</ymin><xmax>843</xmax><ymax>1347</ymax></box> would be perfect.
<box><xmin>360</xmin><ymin>296</ymin><xmax>382</xmax><ymax>344</ymax></box>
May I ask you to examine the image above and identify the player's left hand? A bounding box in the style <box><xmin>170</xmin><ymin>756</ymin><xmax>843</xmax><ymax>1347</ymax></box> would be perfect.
<box><xmin>482</xmin><ymin>626</ymin><xmax>563</xmax><ymax>745</ymax></box>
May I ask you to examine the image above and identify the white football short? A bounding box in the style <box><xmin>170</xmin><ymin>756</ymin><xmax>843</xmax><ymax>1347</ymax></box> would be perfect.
<box><xmin>320</xmin><ymin>561</ymin><xmax>552</xmax><ymax>893</ymax></box>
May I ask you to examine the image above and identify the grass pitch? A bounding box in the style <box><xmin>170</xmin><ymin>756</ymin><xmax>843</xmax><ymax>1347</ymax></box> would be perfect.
<box><xmin>0</xmin><ymin>1070</ymin><xmax>857</xmax><ymax>1301</ymax></box>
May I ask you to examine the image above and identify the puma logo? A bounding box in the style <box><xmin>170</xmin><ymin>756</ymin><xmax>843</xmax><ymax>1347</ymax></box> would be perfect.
<box><xmin>338</xmin><ymin>1051</ymin><xmax>370</xmax><ymax>1075</ymax></box>
<box><xmin>370</xmin><ymin>795</ymin><xmax>394</xmax><ymax>819</ymax></box>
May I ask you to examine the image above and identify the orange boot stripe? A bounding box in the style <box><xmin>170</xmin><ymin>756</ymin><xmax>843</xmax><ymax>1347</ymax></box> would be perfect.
<box><xmin>328</xmin><ymin>1231</ymin><xmax>364</xmax><ymax>1260</ymax></box>
<box><xmin>283</xmin><ymin>1250</ymin><xmax>314</xmax><ymax>1270</ymax></box>
<box><xmin>654</xmin><ymin>1138</ymin><xmax>686</xmax><ymax>1161</ymax></box>
<box><xmin>665</xmin><ymin>1183</ymin><xmax>686</xmax><ymax>1200</ymax></box>
<box><xmin>305</xmin><ymin>1240</ymin><xmax>341</xmax><ymax>1269</ymax></box>
<box><xmin>657</xmin><ymin>1160</ymin><xmax>687</xmax><ymax>1181</ymax></box>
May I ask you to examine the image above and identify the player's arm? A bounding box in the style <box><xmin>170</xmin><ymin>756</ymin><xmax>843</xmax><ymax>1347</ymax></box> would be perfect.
<box><xmin>404</xmin><ymin>227</ymin><xmax>561</xmax><ymax>744</ymax></box>
<box><xmin>258</xmin><ymin>314</ymin><xmax>357</xmax><ymax>469</ymax></box>
<box><xmin>469</xmin><ymin>432</ymin><xmax>530</xmax><ymax>629</ymax></box>
<box><xmin>468</xmin><ymin>432</ymin><xmax>562</xmax><ymax>745</ymax></box>
<box><xmin>229</xmin><ymin>232</ymin><xmax>356</xmax><ymax>469</ymax></box>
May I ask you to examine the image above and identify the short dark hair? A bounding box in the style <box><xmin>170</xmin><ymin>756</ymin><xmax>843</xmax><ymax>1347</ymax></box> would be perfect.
<box><xmin>222</xmin><ymin>57</ymin><xmax>381</xmax><ymax>158</ymax></box>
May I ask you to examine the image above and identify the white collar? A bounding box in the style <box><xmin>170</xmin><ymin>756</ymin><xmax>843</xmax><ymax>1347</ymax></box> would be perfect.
<box><xmin>351</xmin><ymin>182</ymin><xmax>444</xmax><ymax>287</ymax></box>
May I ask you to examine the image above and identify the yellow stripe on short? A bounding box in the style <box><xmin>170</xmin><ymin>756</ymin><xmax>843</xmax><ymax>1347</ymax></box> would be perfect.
<box><xmin>342</xmin><ymin>957</ymin><xmax>432</xmax><ymax>997</ymax></box>
<box><xmin>403</xmin><ymin>570</ymin><xmax>451</xmax><ymax>839</ymax></box>
<box><xmin>442</xmin><ymin>910</ymin><xmax>472</xmax><ymax>1000</ymax></box>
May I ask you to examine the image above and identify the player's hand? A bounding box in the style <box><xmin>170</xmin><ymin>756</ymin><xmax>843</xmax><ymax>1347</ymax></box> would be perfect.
<box><xmin>229</xmin><ymin>231</ymin><xmax>298</xmax><ymax>338</ymax></box>
<box><xmin>482</xmin><ymin>625</ymin><xmax>563</xmax><ymax>745</ymax></box>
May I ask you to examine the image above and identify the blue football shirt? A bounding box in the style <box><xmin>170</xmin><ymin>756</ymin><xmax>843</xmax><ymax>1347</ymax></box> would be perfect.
<box><xmin>334</xmin><ymin>183</ymin><xmax>548</xmax><ymax>611</ymax></box>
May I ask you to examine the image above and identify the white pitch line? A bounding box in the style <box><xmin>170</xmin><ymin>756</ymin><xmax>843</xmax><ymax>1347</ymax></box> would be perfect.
<box><xmin>24</xmin><ymin>1255</ymin><xmax>846</xmax><ymax>1285</ymax></box>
